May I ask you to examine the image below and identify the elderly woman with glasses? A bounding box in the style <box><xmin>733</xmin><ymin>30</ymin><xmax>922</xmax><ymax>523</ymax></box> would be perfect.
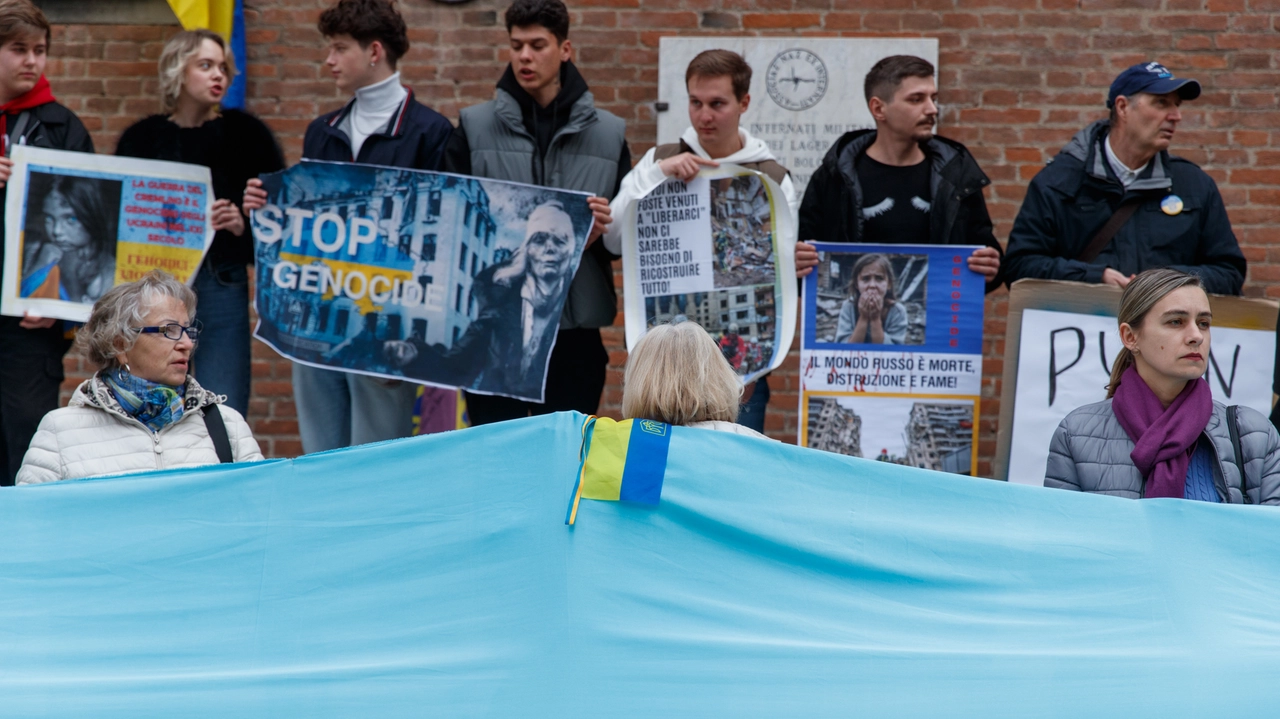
<box><xmin>16</xmin><ymin>271</ymin><xmax>263</xmax><ymax>485</ymax></box>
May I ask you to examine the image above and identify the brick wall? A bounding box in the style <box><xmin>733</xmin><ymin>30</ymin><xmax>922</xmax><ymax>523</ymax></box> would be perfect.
<box><xmin>46</xmin><ymin>0</ymin><xmax>1280</xmax><ymax>472</ymax></box>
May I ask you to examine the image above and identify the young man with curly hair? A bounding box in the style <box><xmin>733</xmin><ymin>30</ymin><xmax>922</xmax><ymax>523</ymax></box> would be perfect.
<box><xmin>245</xmin><ymin>0</ymin><xmax>453</xmax><ymax>453</ymax></box>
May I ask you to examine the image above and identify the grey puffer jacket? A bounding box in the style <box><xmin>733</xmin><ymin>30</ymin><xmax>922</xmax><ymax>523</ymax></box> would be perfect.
<box><xmin>1046</xmin><ymin>398</ymin><xmax>1280</xmax><ymax>504</ymax></box>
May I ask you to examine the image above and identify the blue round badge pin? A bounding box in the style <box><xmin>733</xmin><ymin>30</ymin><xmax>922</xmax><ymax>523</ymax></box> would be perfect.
<box><xmin>1161</xmin><ymin>195</ymin><xmax>1184</xmax><ymax>216</ymax></box>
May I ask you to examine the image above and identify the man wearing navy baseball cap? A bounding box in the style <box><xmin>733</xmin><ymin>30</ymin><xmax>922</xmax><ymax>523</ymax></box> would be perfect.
<box><xmin>1004</xmin><ymin>61</ymin><xmax>1245</xmax><ymax>295</ymax></box>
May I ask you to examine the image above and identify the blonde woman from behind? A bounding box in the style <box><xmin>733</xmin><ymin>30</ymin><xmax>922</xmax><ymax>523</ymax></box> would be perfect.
<box><xmin>621</xmin><ymin>321</ymin><xmax>772</xmax><ymax>440</ymax></box>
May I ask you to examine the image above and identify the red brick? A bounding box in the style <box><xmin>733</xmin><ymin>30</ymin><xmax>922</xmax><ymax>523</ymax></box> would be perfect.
<box><xmin>742</xmin><ymin>13</ymin><xmax>822</xmax><ymax>28</ymax></box>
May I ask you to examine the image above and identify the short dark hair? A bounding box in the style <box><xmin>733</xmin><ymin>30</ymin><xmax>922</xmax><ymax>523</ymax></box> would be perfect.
<box><xmin>0</xmin><ymin>0</ymin><xmax>50</xmax><ymax>48</ymax></box>
<box><xmin>318</xmin><ymin>0</ymin><xmax>410</xmax><ymax>68</ymax></box>
<box><xmin>505</xmin><ymin>0</ymin><xmax>570</xmax><ymax>43</ymax></box>
<box><xmin>864</xmin><ymin>55</ymin><xmax>935</xmax><ymax>103</ymax></box>
<box><xmin>686</xmin><ymin>50</ymin><xmax>752</xmax><ymax>101</ymax></box>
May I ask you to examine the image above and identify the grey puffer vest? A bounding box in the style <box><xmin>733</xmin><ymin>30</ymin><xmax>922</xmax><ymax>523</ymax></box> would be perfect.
<box><xmin>459</xmin><ymin>89</ymin><xmax>626</xmax><ymax>329</ymax></box>
<box><xmin>1045</xmin><ymin>398</ymin><xmax>1280</xmax><ymax>504</ymax></box>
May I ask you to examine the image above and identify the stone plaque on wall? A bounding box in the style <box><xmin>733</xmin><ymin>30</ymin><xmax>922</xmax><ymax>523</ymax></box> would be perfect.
<box><xmin>657</xmin><ymin>38</ymin><xmax>939</xmax><ymax>196</ymax></box>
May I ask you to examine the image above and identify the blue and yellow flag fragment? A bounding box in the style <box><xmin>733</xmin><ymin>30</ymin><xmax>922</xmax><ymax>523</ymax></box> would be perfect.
<box><xmin>566</xmin><ymin>416</ymin><xmax>671</xmax><ymax>524</ymax></box>
<box><xmin>7</xmin><ymin>411</ymin><xmax>1280</xmax><ymax>717</ymax></box>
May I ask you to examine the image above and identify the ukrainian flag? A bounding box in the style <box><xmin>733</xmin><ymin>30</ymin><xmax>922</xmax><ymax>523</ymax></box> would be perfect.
<box><xmin>566</xmin><ymin>417</ymin><xmax>671</xmax><ymax>525</ymax></box>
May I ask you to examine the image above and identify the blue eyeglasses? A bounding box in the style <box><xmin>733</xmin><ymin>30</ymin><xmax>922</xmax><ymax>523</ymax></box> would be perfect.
<box><xmin>134</xmin><ymin>322</ymin><xmax>201</xmax><ymax>342</ymax></box>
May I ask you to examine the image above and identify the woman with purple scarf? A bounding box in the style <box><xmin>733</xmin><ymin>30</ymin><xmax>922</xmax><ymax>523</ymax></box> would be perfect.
<box><xmin>1046</xmin><ymin>269</ymin><xmax>1280</xmax><ymax>503</ymax></box>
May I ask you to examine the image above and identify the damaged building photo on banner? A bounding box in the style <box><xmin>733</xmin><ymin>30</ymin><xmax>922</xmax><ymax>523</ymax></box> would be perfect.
<box><xmin>622</xmin><ymin>164</ymin><xmax>797</xmax><ymax>384</ymax></box>
<box><xmin>1</xmin><ymin>146</ymin><xmax>213</xmax><ymax>322</ymax></box>
<box><xmin>800</xmin><ymin>243</ymin><xmax>984</xmax><ymax>475</ymax></box>
<box><xmin>251</xmin><ymin>161</ymin><xmax>594</xmax><ymax>402</ymax></box>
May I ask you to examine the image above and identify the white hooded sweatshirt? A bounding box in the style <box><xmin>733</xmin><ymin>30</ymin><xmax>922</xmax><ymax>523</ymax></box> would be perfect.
<box><xmin>603</xmin><ymin>126</ymin><xmax>798</xmax><ymax>254</ymax></box>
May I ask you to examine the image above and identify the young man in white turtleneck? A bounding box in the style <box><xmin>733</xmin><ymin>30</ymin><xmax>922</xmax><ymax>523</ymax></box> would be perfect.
<box><xmin>604</xmin><ymin>50</ymin><xmax>816</xmax><ymax>436</ymax></box>
<box><xmin>243</xmin><ymin>0</ymin><xmax>453</xmax><ymax>454</ymax></box>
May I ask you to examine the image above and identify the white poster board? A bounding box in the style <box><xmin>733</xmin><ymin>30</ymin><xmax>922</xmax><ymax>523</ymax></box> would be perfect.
<box><xmin>3</xmin><ymin>146</ymin><xmax>213</xmax><ymax>322</ymax></box>
<box><xmin>621</xmin><ymin>164</ymin><xmax>797</xmax><ymax>386</ymax></box>
<box><xmin>658</xmin><ymin>37</ymin><xmax>939</xmax><ymax>195</ymax></box>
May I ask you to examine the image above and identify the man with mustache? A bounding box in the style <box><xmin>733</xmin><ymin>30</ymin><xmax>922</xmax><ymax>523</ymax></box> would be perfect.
<box><xmin>799</xmin><ymin>55</ymin><xmax>1003</xmax><ymax>291</ymax></box>
<box><xmin>1004</xmin><ymin>62</ymin><xmax>1245</xmax><ymax>295</ymax></box>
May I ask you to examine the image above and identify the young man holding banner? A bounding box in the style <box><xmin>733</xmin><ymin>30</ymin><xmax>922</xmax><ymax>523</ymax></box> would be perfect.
<box><xmin>604</xmin><ymin>49</ymin><xmax>804</xmax><ymax>434</ymax></box>
<box><xmin>0</xmin><ymin>0</ymin><xmax>94</xmax><ymax>485</ymax></box>
<box><xmin>244</xmin><ymin>0</ymin><xmax>453</xmax><ymax>453</ymax></box>
<box><xmin>445</xmin><ymin>0</ymin><xmax>624</xmax><ymax>425</ymax></box>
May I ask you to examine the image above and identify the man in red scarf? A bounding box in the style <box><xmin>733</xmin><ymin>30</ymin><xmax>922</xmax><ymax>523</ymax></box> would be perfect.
<box><xmin>0</xmin><ymin>0</ymin><xmax>94</xmax><ymax>486</ymax></box>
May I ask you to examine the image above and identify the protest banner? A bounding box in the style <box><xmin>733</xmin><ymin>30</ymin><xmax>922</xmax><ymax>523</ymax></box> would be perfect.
<box><xmin>995</xmin><ymin>279</ymin><xmax>1278</xmax><ymax>485</ymax></box>
<box><xmin>799</xmin><ymin>243</ymin><xmax>985</xmax><ymax>475</ymax></box>
<box><xmin>250</xmin><ymin>161</ymin><xmax>594</xmax><ymax>403</ymax></box>
<box><xmin>1</xmin><ymin>146</ymin><xmax>213</xmax><ymax>322</ymax></box>
<box><xmin>620</xmin><ymin>164</ymin><xmax>797</xmax><ymax>385</ymax></box>
<box><xmin>14</xmin><ymin>413</ymin><xmax>1280</xmax><ymax>716</ymax></box>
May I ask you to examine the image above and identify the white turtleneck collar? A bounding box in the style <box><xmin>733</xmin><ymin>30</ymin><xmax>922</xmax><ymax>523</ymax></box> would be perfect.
<box><xmin>341</xmin><ymin>72</ymin><xmax>408</xmax><ymax>159</ymax></box>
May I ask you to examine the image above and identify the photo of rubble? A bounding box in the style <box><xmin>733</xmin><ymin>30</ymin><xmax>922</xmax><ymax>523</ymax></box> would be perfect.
<box><xmin>804</xmin><ymin>395</ymin><xmax>975</xmax><ymax>475</ymax></box>
<box><xmin>710</xmin><ymin>174</ymin><xmax>776</xmax><ymax>289</ymax></box>
<box><xmin>645</xmin><ymin>284</ymin><xmax>777</xmax><ymax>377</ymax></box>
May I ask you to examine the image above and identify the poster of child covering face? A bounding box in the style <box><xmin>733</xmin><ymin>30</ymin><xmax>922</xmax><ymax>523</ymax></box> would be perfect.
<box><xmin>621</xmin><ymin>164</ymin><xmax>798</xmax><ymax>386</ymax></box>
<box><xmin>1</xmin><ymin>146</ymin><xmax>214</xmax><ymax>322</ymax></box>
<box><xmin>250</xmin><ymin>161</ymin><xmax>595</xmax><ymax>403</ymax></box>
<box><xmin>799</xmin><ymin>243</ymin><xmax>985</xmax><ymax>474</ymax></box>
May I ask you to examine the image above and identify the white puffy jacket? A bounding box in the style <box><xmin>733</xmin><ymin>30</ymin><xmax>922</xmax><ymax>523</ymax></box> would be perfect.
<box><xmin>16</xmin><ymin>374</ymin><xmax>264</xmax><ymax>485</ymax></box>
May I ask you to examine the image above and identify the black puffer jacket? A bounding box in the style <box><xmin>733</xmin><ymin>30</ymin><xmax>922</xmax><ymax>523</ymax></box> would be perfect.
<box><xmin>1004</xmin><ymin>120</ymin><xmax>1245</xmax><ymax>295</ymax></box>
<box><xmin>798</xmin><ymin>129</ymin><xmax>1004</xmax><ymax>292</ymax></box>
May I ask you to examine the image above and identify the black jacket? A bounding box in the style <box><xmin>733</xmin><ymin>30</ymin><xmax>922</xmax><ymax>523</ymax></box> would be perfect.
<box><xmin>798</xmin><ymin>129</ymin><xmax>1004</xmax><ymax>292</ymax></box>
<box><xmin>1</xmin><ymin>100</ymin><xmax>93</xmax><ymax>290</ymax></box>
<box><xmin>115</xmin><ymin>110</ymin><xmax>284</xmax><ymax>267</ymax></box>
<box><xmin>1004</xmin><ymin>120</ymin><xmax>1245</xmax><ymax>295</ymax></box>
<box><xmin>303</xmin><ymin>88</ymin><xmax>452</xmax><ymax>170</ymax></box>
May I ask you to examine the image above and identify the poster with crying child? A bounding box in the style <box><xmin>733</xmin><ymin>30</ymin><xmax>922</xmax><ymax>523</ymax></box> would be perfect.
<box><xmin>1</xmin><ymin>146</ymin><xmax>214</xmax><ymax>322</ymax></box>
<box><xmin>799</xmin><ymin>243</ymin><xmax>985</xmax><ymax>475</ymax></box>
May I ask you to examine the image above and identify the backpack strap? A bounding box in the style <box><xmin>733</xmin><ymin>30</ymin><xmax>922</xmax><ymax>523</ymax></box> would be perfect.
<box><xmin>651</xmin><ymin>140</ymin><xmax>693</xmax><ymax>161</ymax></box>
<box><xmin>4</xmin><ymin>110</ymin><xmax>31</xmax><ymax>157</ymax></box>
<box><xmin>1076</xmin><ymin>197</ymin><xmax>1142</xmax><ymax>262</ymax></box>
<box><xmin>202</xmin><ymin>406</ymin><xmax>235</xmax><ymax>464</ymax></box>
<box><xmin>1227</xmin><ymin>405</ymin><xmax>1251</xmax><ymax>504</ymax></box>
<box><xmin>652</xmin><ymin>140</ymin><xmax>791</xmax><ymax>185</ymax></box>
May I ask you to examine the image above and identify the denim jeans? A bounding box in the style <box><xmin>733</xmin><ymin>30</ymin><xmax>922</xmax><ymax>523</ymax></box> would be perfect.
<box><xmin>736</xmin><ymin>376</ymin><xmax>770</xmax><ymax>434</ymax></box>
<box><xmin>191</xmin><ymin>262</ymin><xmax>251</xmax><ymax>415</ymax></box>
<box><xmin>292</xmin><ymin>362</ymin><xmax>419</xmax><ymax>454</ymax></box>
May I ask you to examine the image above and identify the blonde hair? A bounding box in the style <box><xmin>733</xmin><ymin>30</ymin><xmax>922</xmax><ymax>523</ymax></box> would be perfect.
<box><xmin>0</xmin><ymin>0</ymin><xmax>49</xmax><ymax>48</ymax></box>
<box><xmin>77</xmin><ymin>270</ymin><xmax>197</xmax><ymax>370</ymax></box>
<box><xmin>622</xmin><ymin>322</ymin><xmax>743</xmax><ymax>426</ymax></box>
<box><xmin>158</xmin><ymin>29</ymin><xmax>236</xmax><ymax>113</ymax></box>
<box><xmin>1106</xmin><ymin>268</ymin><xmax>1203</xmax><ymax>398</ymax></box>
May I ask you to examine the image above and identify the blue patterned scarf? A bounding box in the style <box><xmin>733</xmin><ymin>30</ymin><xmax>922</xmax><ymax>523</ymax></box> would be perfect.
<box><xmin>102</xmin><ymin>368</ymin><xmax>187</xmax><ymax>433</ymax></box>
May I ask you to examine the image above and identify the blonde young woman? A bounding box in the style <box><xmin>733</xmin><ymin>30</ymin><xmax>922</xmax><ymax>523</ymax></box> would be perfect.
<box><xmin>621</xmin><ymin>321</ymin><xmax>772</xmax><ymax>440</ymax></box>
<box><xmin>115</xmin><ymin>29</ymin><xmax>284</xmax><ymax>415</ymax></box>
<box><xmin>1046</xmin><ymin>268</ymin><xmax>1280</xmax><ymax>503</ymax></box>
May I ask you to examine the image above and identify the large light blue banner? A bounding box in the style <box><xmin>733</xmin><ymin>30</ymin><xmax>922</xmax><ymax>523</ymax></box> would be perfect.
<box><xmin>2</xmin><ymin>413</ymin><xmax>1278</xmax><ymax>716</ymax></box>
